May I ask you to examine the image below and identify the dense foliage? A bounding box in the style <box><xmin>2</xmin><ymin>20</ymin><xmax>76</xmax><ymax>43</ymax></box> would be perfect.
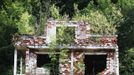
<box><xmin>0</xmin><ymin>0</ymin><xmax>134</xmax><ymax>75</ymax></box>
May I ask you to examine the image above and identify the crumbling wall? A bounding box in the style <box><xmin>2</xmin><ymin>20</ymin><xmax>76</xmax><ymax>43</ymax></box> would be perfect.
<box><xmin>73</xmin><ymin>52</ymin><xmax>84</xmax><ymax>75</ymax></box>
<box><xmin>59</xmin><ymin>52</ymin><xmax>71</xmax><ymax>75</ymax></box>
<box><xmin>102</xmin><ymin>52</ymin><xmax>117</xmax><ymax>75</ymax></box>
<box><xmin>25</xmin><ymin>50</ymin><xmax>37</xmax><ymax>75</ymax></box>
<box><xmin>59</xmin><ymin>51</ymin><xmax>84</xmax><ymax>75</ymax></box>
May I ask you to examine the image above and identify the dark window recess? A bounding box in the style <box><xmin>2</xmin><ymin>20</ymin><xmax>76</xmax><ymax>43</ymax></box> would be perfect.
<box><xmin>56</xmin><ymin>27</ymin><xmax>75</xmax><ymax>44</ymax></box>
<box><xmin>37</xmin><ymin>54</ymin><xmax>59</xmax><ymax>75</ymax></box>
<box><xmin>84</xmin><ymin>55</ymin><xmax>107</xmax><ymax>75</ymax></box>
<box><xmin>37</xmin><ymin>54</ymin><xmax>51</xmax><ymax>67</ymax></box>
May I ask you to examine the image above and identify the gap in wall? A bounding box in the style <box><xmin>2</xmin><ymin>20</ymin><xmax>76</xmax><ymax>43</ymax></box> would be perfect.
<box><xmin>84</xmin><ymin>55</ymin><xmax>107</xmax><ymax>75</ymax></box>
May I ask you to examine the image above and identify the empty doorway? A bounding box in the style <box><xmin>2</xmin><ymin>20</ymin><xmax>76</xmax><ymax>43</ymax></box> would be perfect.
<box><xmin>84</xmin><ymin>55</ymin><xmax>107</xmax><ymax>75</ymax></box>
<box><xmin>37</xmin><ymin>54</ymin><xmax>51</xmax><ymax>67</ymax></box>
<box><xmin>37</xmin><ymin>54</ymin><xmax>59</xmax><ymax>75</ymax></box>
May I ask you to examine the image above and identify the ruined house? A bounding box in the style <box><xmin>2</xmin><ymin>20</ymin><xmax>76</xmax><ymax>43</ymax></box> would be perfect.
<box><xmin>13</xmin><ymin>20</ymin><xmax>119</xmax><ymax>75</ymax></box>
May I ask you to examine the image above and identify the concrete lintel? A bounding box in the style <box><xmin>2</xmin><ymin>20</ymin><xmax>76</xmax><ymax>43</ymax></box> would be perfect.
<box><xmin>27</xmin><ymin>45</ymin><xmax>117</xmax><ymax>50</ymax></box>
<box><xmin>84</xmin><ymin>52</ymin><xmax>107</xmax><ymax>55</ymax></box>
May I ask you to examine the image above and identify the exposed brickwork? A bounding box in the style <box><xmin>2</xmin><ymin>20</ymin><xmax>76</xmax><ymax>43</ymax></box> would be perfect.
<box><xmin>59</xmin><ymin>53</ymin><xmax>71</xmax><ymax>75</ymax></box>
<box><xmin>102</xmin><ymin>52</ymin><xmax>116</xmax><ymax>75</ymax></box>
<box><xmin>73</xmin><ymin>52</ymin><xmax>84</xmax><ymax>75</ymax></box>
<box><xmin>14</xmin><ymin>21</ymin><xmax>118</xmax><ymax>75</ymax></box>
<box><xmin>25</xmin><ymin>50</ymin><xmax>37</xmax><ymax>75</ymax></box>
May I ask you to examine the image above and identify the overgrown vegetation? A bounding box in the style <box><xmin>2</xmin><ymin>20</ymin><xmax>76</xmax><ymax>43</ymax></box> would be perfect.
<box><xmin>48</xmin><ymin>25</ymin><xmax>75</xmax><ymax>75</ymax></box>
